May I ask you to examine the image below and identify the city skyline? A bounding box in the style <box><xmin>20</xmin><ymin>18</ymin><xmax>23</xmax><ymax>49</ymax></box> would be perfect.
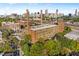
<box><xmin>0</xmin><ymin>3</ymin><xmax>79</xmax><ymax>15</ymax></box>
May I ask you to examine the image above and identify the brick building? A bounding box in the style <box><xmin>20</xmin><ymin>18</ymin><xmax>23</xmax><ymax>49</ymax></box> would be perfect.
<box><xmin>24</xmin><ymin>9</ymin><xmax>64</xmax><ymax>43</ymax></box>
<box><xmin>30</xmin><ymin>24</ymin><xmax>58</xmax><ymax>43</ymax></box>
<box><xmin>2</xmin><ymin>22</ymin><xmax>20</xmax><ymax>31</ymax></box>
<box><xmin>1</xmin><ymin>9</ymin><xmax>64</xmax><ymax>43</ymax></box>
<box><xmin>29</xmin><ymin>18</ymin><xmax>64</xmax><ymax>43</ymax></box>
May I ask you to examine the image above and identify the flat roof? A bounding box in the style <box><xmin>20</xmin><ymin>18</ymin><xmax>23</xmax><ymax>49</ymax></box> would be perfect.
<box><xmin>32</xmin><ymin>18</ymin><xmax>41</xmax><ymax>20</ymax></box>
<box><xmin>64</xmin><ymin>30</ymin><xmax>79</xmax><ymax>40</ymax></box>
<box><xmin>31</xmin><ymin>24</ymin><xmax>57</xmax><ymax>31</ymax></box>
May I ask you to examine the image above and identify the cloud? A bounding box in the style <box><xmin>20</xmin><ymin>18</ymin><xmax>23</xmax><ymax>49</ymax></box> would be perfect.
<box><xmin>0</xmin><ymin>7</ymin><xmax>22</xmax><ymax>15</ymax></box>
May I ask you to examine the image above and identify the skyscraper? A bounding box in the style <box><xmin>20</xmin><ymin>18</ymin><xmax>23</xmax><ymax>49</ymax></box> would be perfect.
<box><xmin>56</xmin><ymin>9</ymin><xmax>58</xmax><ymax>15</ymax></box>
<box><xmin>45</xmin><ymin>9</ymin><xmax>48</xmax><ymax>15</ymax></box>
<box><xmin>75</xmin><ymin>9</ymin><xmax>77</xmax><ymax>16</ymax></box>
<box><xmin>40</xmin><ymin>10</ymin><xmax>43</xmax><ymax>24</ymax></box>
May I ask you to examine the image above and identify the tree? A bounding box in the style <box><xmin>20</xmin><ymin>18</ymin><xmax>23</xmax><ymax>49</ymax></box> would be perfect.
<box><xmin>20</xmin><ymin>34</ymin><xmax>31</xmax><ymax>45</ymax></box>
<box><xmin>44</xmin><ymin>40</ymin><xmax>61</xmax><ymax>56</ymax></box>
<box><xmin>20</xmin><ymin>34</ymin><xmax>31</xmax><ymax>56</ymax></box>
<box><xmin>0</xmin><ymin>47</ymin><xmax>4</xmax><ymax>53</ymax></box>
<box><xmin>69</xmin><ymin>40</ymin><xmax>77</xmax><ymax>51</ymax></box>
<box><xmin>73</xmin><ymin>17</ymin><xmax>79</xmax><ymax>22</ymax></box>
<box><xmin>76</xmin><ymin>41</ymin><xmax>79</xmax><ymax>52</ymax></box>
<box><xmin>3</xmin><ymin>41</ymin><xmax>13</xmax><ymax>52</ymax></box>
<box><xmin>0</xmin><ymin>17</ymin><xmax>17</xmax><ymax>22</ymax></box>
<box><xmin>8</xmin><ymin>36</ymin><xmax>19</xmax><ymax>51</ymax></box>
<box><xmin>60</xmin><ymin>47</ymin><xmax>71</xmax><ymax>56</ymax></box>
<box><xmin>2</xmin><ymin>30</ymin><xmax>10</xmax><ymax>39</ymax></box>
<box><xmin>2</xmin><ymin>29</ymin><xmax>14</xmax><ymax>39</ymax></box>
<box><xmin>20</xmin><ymin>40</ymin><xmax>30</xmax><ymax>56</ymax></box>
<box><xmin>68</xmin><ymin>13</ymin><xmax>72</xmax><ymax>17</ymax></box>
<box><xmin>62</xmin><ymin>16</ymin><xmax>71</xmax><ymax>21</ymax></box>
<box><xmin>53</xmin><ymin>32</ymin><xmax>77</xmax><ymax>56</ymax></box>
<box><xmin>55</xmin><ymin>33</ymin><xmax>76</xmax><ymax>50</ymax></box>
<box><xmin>60</xmin><ymin>39</ymin><xmax>77</xmax><ymax>56</ymax></box>
<box><xmin>0</xmin><ymin>43</ymin><xmax>4</xmax><ymax>53</ymax></box>
<box><xmin>30</xmin><ymin>42</ymin><xmax>44</xmax><ymax>56</ymax></box>
<box><xmin>37</xmin><ymin>37</ymin><xmax>45</xmax><ymax>44</ymax></box>
<box><xmin>21</xmin><ymin>43</ymin><xmax>30</xmax><ymax>56</ymax></box>
<box><xmin>64</xmin><ymin>26</ymin><xmax>71</xmax><ymax>34</ymax></box>
<box><xmin>20</xmin><ymin>35</ymin><xmax>31</xmax><ymax>46</ymax></box>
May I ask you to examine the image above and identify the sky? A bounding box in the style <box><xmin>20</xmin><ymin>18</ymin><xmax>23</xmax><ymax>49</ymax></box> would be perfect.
<box><xmin>0</xmin><ymin>3</ymin><xmax>79</xmax><ymax>15</ymax></box>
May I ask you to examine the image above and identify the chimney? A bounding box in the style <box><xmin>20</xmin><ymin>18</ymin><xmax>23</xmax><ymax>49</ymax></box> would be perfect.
<box><xmin>57</xmin><ymin>18</ymin><xmax>64</xmax><ymax>32</ymax></box>
<box><xmin>26</xmin><ymin>9</ymin><xmax>29</xmax><ymax>19</ymax></box>
<box><xmin>26</xmin><ymin>9</ymin><xmax>31</xmax><ymax>34</ymax></box>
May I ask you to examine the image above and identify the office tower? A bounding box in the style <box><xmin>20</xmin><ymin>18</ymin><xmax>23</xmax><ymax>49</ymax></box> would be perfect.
<box><xmin>56</xmin><ymin>9</ymin><xmax>58</xmax><ymax>15</ymax></box>
<box><xmin>45</xmin><ymin>9</ymin><xmax>48</xmax><ymax>15</ymax></box>
<box><xmin>75</xmin><ymin>9</ymin><xmax>77</xmax><ymax>16</ymax></box>
<box><xmin>34</xmin><ymin>12</ymin><xmax>36</xmax><ymax>18</ymax></box>
<box><xmin>40</xmin><ymin>10</ymin><xmax>43</xmax><ymax>24</ymax></box>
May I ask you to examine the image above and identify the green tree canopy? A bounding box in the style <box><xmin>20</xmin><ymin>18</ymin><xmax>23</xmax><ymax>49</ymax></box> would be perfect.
<box><xmin>30</xmin><ymin>42</ymin><xmax>44</xmax><ymax>56</ymax></box>
<box><xmin>44</xmin><ymin>40</ymin><xmax>61</xmax><ymax>56</ymax></box>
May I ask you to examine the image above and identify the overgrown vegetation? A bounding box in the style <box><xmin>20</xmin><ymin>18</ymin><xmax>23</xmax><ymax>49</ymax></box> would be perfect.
<box><xmin>19</xmin><ymin>26</ymin><xmax>79</xmax><ymax>56</ymax></box>
<box><xmin>20</xmin><ymin>34</ymin><xmax>79</xmax><ymax>56</ymax></box>
<box><xmin>0</xmin><ymin>28</ymin><xmax>19</xmax><ymax>53</ymax></box>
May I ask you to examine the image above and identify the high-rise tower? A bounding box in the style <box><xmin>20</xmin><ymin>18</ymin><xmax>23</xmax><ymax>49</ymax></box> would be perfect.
<box><xmin>56</xmin><ymin>9</ymin><xmax>58</xmax><ymax>16</ymax></box>
<box><xmin>40</xmin><ymin>10</ymin><xmax>43</xmax><ymax>24</ymax></box>
<box><xmin>75</xmin><ymin>9</ymin><xmax>77</xmax><ymax>16</ymax></box>
<box><xmin>45</xmin><ymin>9</ymin><xmax>48</xmax><ymax>15</ymax></box>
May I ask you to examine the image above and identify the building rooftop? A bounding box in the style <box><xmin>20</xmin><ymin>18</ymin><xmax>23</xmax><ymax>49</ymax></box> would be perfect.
<box><xmin>64</xmin><ymin>30</ymin><xmax>79</xmax><ymax>40</ymax></box>
<box><xmin>32</xmin><ymin>18</ymin><xmax>41</xmax><ymax>21</ymax></box>
<box><xmin>31</xmin><ymin>24</ymin><xmax>57</xmax><ymax>31</ymax></box>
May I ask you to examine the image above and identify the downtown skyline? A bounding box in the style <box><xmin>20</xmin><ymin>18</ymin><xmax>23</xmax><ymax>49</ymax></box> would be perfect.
<box><xmin>0</xmin><ymin>3</ymin><xmax>79</xmax><ymax>15</ymax></box>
